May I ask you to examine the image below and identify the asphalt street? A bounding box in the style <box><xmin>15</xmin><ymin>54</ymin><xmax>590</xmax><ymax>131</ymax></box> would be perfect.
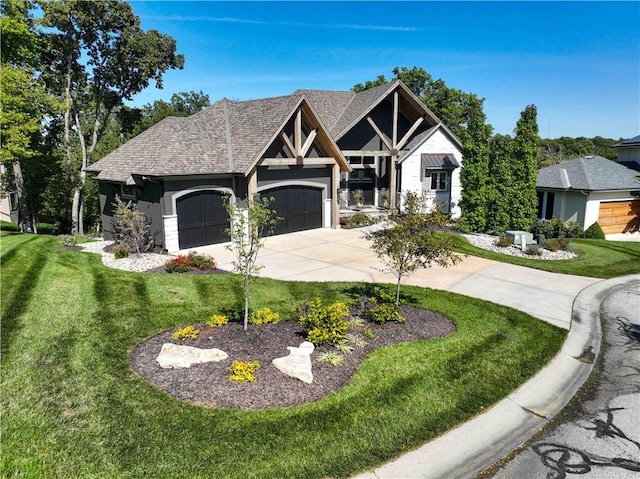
<box><xmin>485</xmin><ymin>280</ymin><xmax>640</xmax><ymax>479</ymax></box>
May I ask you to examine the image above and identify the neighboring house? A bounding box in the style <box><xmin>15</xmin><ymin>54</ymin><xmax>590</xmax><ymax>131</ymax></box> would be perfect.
<box><xmin>536</xmin><ymin>155</ymin><xmax>640</xmax><ymax>234</ymax></box>
<box><xmin>0</xmin><ymin>164</ymin><xmax>18</xmax><ymax>224</ymax></box>
<box><xmin>86</xmin><ymin>80</ymin><xmax>462</xmax><ymax>252</ymax></box>
<box><xmin>615</xmin><ymin>134</ymin><xmax>640</xmax><ymax>172</ymax></box>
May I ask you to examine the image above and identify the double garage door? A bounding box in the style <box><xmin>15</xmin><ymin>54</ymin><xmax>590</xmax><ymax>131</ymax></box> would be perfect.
<box><xmin>176</xmin><ymin>186</ymin><xmax>323</xmax><ymax>249</ymax></box>
<box><xmin>597</xmin><ymin>200</ymin><xmax>640</xmax><ymax>234</ymax></box>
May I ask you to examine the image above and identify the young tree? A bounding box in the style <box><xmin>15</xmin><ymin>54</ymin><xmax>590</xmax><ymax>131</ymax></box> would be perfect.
<box><xmin>366</xmin><ymin>192</ymin><xmax>461</xmax><ymax>305</ymax></box>
<box><xmin>40</xmin><ymin>0</ymin><xmax>184</xmax><ymax>235</ymax></box>
<box><xmin>509</xmin><ymin>105</ymin><xmax>540</xmax><ymax>230</ymax></box>
<box><xmin>224</xmin><ymin>196</ymin><xmax>281</xmax><ymax>331</ymax></box>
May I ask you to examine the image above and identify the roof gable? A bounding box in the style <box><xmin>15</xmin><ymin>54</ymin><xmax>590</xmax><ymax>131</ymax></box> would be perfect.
<box><xmin>537</xmin><ymin>155</ymin><xmax>640</xmax><ymax>191</ymax></box>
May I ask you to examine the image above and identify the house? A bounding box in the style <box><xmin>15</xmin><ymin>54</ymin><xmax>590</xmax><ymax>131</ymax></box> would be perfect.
<box><xmin>536</xmin><ymin>155</ymin><xmax>640</xmax><ymax>234</ymax></box>
<box><xmin>615</xmin><ymin>134</ymin><xmax>640</xmax><ymax>172</ymax></box>
<box><xmin>86</xmin><ymin>80</ymin><xmax>462</xmax><ymax>252</ymax></box>
<box><xmin>0</xmin><ymin>164</ymin><xmax>18</xmax><ymax>224</ymax></box>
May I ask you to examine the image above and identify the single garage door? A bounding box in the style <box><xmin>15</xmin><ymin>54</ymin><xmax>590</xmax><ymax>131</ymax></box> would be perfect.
<box><xmin>177</xmin><ymin>190</ymin><xmax>229</xmax><ymax>249</ymax></box>
<box><xmin>264</xmin><ymin>186</ymin><xmax>323</xmax><ymax>235</ymax></box>
<box><xmin>597</xmin><ymin>200</ymin><xmax>640</xmax><ymax>234</ymax></box>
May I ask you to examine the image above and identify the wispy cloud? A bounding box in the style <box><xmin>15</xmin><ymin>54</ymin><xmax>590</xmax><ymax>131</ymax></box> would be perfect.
<box><xmin>145</xmin><ymin>14</ymin><xmax>420</xmax><ymax>32</ymax></box>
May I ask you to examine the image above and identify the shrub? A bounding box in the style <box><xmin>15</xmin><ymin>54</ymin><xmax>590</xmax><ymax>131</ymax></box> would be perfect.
<box><xmin>496</xmin><ymin>236</ymin><xmax>512</xmax><ymax>248</ymax></box>
<box><xmin>298</xmin><ymin>298</ymin><xmax>349</xmax><ymax>345</ymax></box>
<box><xmin>58</xmin><ymin>235</ymin><xmax>77</xmax><ymax>247</ymax></box>
<box><xmin>165</xmin><ymin>252</ymin><xmax>216</xmax><ymax>273</ymax></box>
<box><xmin>363</xmin><ymin>329</ymin><xmax>375</xmax><ymax>340</ymax></box>
<box><xmin>250</xmin><ymin>307</ymin><xmax>280</xmax><ymax>325</ymax></box>
<box><xmin>112</xmin><ymin>196</ymin><xmax>153</xmax><ymax>253</ymax></box>
<box><xmin>207</xmin><ymin>314</ymin><xmax>228</xmax><ymax>328</ymax></box>
<box><xmin>544</xmin><ymin>237</ymin><xmax>571</xmax><ymax>252</ymax></box>
<box><xmin>113</xmin><ymin>245</ymin><xmax>129</xmax><ymax>259</ymax></box>
<box><xmin>228</xmin><ymin>360</ymin><xmax>260</xmax><ymax>382</ymax></box>
<box><xmin>172</xmin><ymin>325</ymin><xmax>199</xmax><ymax>340</ymax></box>
<box><xmin>525</xmin><ymin>245</ymin><xmax>543</xmax><ymax>256</ymax></box>
<box><xmin>370</xmin><ymin>303</ymin><xmax>405</xmax><ymax>324</ymax></box>
<box><xmin>341</xmin><ymin>213</ymin><xmax>374</xmax><ymax>229</ymax></box>
<box><xmin>530</xmin><ymin>218</ymin><xmax>582</xmax><ymax>239</ymax></box>
<box><xmin>584</xmin><ymin>221</ymin><xmax>606</xmax><ymax>240</ymax></box>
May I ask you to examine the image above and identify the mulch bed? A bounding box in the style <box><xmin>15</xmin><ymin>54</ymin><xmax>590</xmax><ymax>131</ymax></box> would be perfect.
<box><xmin>130</xmin><ymin>306</ymin><xmax>455</xmax><ymax>409</ymax></box>
<box><xmin>144</xmin><ymin>265</ymin><xmax>230</xmax><ymax>275</ymax></box>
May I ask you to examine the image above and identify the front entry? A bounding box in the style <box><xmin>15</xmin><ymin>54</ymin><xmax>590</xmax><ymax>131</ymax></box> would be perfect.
<box><xmin>176</xmin><ymin>190</ymin><xmax>229</xmax><ymax>249</ymax></box>
<box><xmin>263</xmin><ymin>185</ymin><xmax>323</xmax><ymax>235</ymax></box>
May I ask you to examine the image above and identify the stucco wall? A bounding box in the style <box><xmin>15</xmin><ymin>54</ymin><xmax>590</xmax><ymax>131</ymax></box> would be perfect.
<box><xmin>399</xmin><ymin>128</ymin><xmax>463</xmax><ymax>218</ymax></box>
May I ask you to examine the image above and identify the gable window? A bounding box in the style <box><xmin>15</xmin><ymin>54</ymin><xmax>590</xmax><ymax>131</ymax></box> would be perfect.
<box><xmin>121</xmin><ymin>185</ymin><xmax>137</xmax><ymax>201</ymax></box>
<box><xmin>429</xmin><ymin>171</ymin><xmax>448</xmax><ymax>191</ymax></box>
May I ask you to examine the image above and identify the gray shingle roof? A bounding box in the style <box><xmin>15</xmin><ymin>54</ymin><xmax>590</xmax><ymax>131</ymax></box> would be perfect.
<box><xmin>421</xmin><ymin>153</ymin><xmax>460</xmax><ymax>169</ymax></box>
<box><xmin>537</xmin><ymin>155</ymin><xmax>640</xmax><ymax>191</ymax></box>
<box><xmin>86</xmin><ymin>80</ymin><xmax>458</xmax><ymax>182</ymax></box>
<box><xmin>615</xmin><ymin>134</ymin><xmax>640</xmax><ymax>147</ymax></box>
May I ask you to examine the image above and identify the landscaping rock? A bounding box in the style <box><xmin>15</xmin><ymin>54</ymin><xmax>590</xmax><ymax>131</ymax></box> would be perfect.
<box><xmin>156</xmin><ymin>343</ymin><xmax>228</xmax><ymax>369</ymax></box>
<box><xmin>272</xmin><ymin>341</ymin><xmax>315</xmax><ymax>384</ymax></box>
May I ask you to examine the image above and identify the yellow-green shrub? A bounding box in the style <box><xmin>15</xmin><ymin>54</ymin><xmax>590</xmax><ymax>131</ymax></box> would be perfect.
<box><xmin>228</xmin><ymin>360</ymin><xmax>260</xmax><ymax>382</ymax></box>
<box><xmin>298</xmin><ymin>298</ymin><xmax>349</xmax><ymax>345</ymax></box>
<box><xmin>207</xmin><ymin>314</ymin><xmax>229</xmax><ymax>328</ymax></box>
<box><xmin>250</xmin><ymin>307</ymin><xmax>280</xmax><ymax>325</ymax></box>
<box><xmin>172</xmin><ymin>325</ymin><xmax>199</xmax><ymax>340</ymax></box>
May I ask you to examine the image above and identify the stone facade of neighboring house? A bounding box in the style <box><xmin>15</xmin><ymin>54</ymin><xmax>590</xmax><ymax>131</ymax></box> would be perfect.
<box><xmin>536</xmin><ymin>155</ymin><xmax>640</xmax><ymax>234</ymax></box>
<box><xmin>86</xmin><ymin>81</ymin><xmax>462</xmax><ymax>252</ymax></box>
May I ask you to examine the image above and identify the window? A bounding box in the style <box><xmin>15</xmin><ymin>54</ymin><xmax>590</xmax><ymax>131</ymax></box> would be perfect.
<box><xmin>121</xmin><ymin>185</ymin><xmax>137</xmax><ymax>200</ymax></box>
<box><xmin>429</xmin><ymin>171</ymin><xmax>448</xmax><ymax>191</ymax></box>
<box><xmin>8</xmin><ymin>192</ymin><xmax>18</xmax><ymax>211</ymax></box>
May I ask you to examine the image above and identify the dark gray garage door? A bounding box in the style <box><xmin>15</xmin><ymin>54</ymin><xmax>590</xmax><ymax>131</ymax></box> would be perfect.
<box><xmin>264</xmin><ymin>186</ymin><xmax>323</xmax><ymax>235</ymax></box>
<box><xmin>177</xmin><ymin>190</ymin><xmax>228</xmax><ymax>249</ymax></box>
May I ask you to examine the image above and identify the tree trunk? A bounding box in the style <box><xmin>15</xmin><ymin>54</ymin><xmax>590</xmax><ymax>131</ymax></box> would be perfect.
<box><xmin>395</xmin><ymin>275</ymin><xmax>402</xmax><ymax>306</ymax></box>
<box><xmin>243</xmin><ymin>275</ymin><xmax>250</xmax><ymax>331</ymax></box>
<box><xmin>12</xmin><ymin>161</ymin><xmax>35</xmax><ymax>233</ymax></box>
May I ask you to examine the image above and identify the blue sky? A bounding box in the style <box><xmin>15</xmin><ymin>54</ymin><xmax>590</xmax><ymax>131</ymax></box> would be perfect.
<box><xmin>128</xmin><ymin>1</ymin><xmax>640</xmax><ymax>139</ymax></box>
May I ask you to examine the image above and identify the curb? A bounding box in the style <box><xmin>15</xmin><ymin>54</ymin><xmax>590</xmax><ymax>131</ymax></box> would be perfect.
<box><xmin>352</xmin><ymin>274</ymin><xmax>640</xmax><ymax>479</ymax></box>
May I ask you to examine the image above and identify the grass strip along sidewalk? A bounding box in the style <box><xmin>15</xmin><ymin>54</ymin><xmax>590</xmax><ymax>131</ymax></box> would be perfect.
<box><xmin>1</xmin><ymin>234</ymin><xmax>565</xmax><ymax>478</ymax></box>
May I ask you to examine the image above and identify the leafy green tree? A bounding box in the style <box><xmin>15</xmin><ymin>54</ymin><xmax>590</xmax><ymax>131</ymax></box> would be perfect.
<box><xmin>39</xmin><ymin>0</ymin><xmax>184</xmax><ymax>235</ymax></box>
<box><xmin>485</xmin><ymin>134</ymin><xmax>514</xmax><ymax>233</ymax></box>
<box><xmin>124</xmin><ymin>90</ymin><xmax>210</xmax><ymax>139</ymax></box>
<box><xmin>458</xmin><ymin>96</ymin><xmax>492</xmax><ymax>232</ymax></box>
<box><xmin>224</xmin><ymin>196</ymin><xmax>281</xmax><ymax>331</ymax></box>
<box><xmin>509</xmin><ymin>105</ymin><xmax>540</xmax><ymax>230</ymax></box>
<box><xmin>366</xmin><ymin>192</ymin><xmax>461</xmax><ymax>305</ymax></box>
<box><xmin>0</xmin><ymin>0</ymin><xmax>55</xmax><ymax>232</ymax></box>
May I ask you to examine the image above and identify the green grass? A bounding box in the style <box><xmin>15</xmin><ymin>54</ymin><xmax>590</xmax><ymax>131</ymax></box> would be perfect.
<box><xmin>1</xmin><ymin>234</ymin><xmax>565</xmax><ymax>478</ymax></box>
<box><xmin>0</xmin><ymin>220</ymin><xmax>57</xmax><ymax>234</ymax></box>
<box><xmin>450</xmin><ymin>233</ymin><xmax>640</xmax><ymax>278</ymax></box>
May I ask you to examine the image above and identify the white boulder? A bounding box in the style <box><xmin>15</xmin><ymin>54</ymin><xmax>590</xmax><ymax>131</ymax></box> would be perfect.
<box><xmin>272</xmin><ymin>341</ymin><xmax>315</xmax><ymax>384</ymax></box>
<box><xmin>156</xmin><ymin>343</ymin><xmax>228</xmax><ymax>369</ymax></box>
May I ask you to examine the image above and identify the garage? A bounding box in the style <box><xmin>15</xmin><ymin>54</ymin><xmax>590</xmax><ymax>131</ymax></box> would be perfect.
<box><xmin>177</xmin><ymin>190</ymin><xmax>229</xmax><ymax>249</ymax></box>
<box><xmin>597</xmin><ymin>200</ymin><xmax>640</xmax><ymax>234</ymax></box>
<box><xmin>264</xmin><ymin>186</ymin><xmax>323</xmax><ymax>235</ymax></box>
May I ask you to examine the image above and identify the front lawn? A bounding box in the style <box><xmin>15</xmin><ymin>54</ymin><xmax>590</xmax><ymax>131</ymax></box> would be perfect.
<box><xmin>1</xmin><ymin>234</ymin><xmax>565</xmax><ymax>478</ymax></box>
<box><xmin>449</xmin><ymin>234</ymin><xmax>640</xmax><ymax>278</ymax></box>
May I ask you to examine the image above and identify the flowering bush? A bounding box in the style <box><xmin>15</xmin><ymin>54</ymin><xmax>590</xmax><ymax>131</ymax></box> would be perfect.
<box><xmin>172</xmin><ymin>325</ymin><xmax>200</xmax><ymax>340</ymax></box>
<box><xmin>165</xmin><ymin>251</ymin><xmax>216</xmax><ymax>273</ymax></box>
<box><xmin>207</xmin><ymin>314</ymin><xmax>228</xmax><ymax>328</ymax></box>
<box><xmin>228</xmin><ymin>360</ymin><xmax>260</xmax><ymax>382</ymax></box>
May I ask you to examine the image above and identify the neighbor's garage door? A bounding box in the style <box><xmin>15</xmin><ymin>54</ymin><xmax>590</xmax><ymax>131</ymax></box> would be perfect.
<box><xmin>177</xmin><ymin>190</ymin><xmax>228</xmax><ymax>249</ymax></box>
<box><xmin>597</xmin><ymin>200</ymin><xmax>640</xmax><ymax>234</ymax></box>
<box><xmin>264</xmin><ymin>186</ymin><xmax>323</xmax><ymax>235</ymax></box>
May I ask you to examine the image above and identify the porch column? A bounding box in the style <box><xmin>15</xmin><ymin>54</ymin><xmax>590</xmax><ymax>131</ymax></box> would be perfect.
<box><xmin>332</xmin><ymin>162</ymin><xmax>340</xmax><ymax>228</ymax></box>
<box><xmin>247</xmin><ymin>167</ymin><xmax>257</xmax><ymax>199</ymax></box>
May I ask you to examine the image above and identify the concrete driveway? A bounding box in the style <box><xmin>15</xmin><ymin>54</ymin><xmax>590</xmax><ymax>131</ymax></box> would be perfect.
<box><xmin>191</xmin><ymin>227</ymin><xmax>600</xmax><ymax>330</ymax></box>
